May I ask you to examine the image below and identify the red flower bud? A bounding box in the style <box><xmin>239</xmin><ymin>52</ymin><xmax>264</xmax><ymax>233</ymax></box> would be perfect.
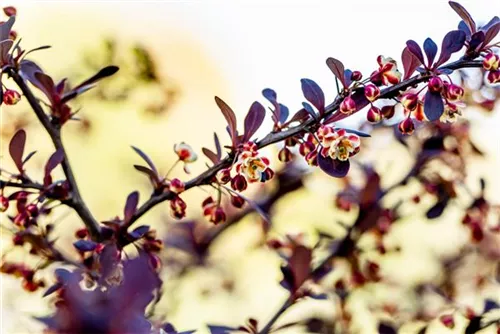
<box><xmin>202</xmin><ymin>196</ymin><xmax>215</xmax><ymax>209</ymax></box>
<box><xmin>3</xmin><ymin>89</ymin><xmax>21</xmax><ymax>105</ymax></box>
<box><xmin>439</xmin><ymin>314</ymin><xmax>455</xmax><ymax>329</ymax></box>
<box><xmin>0</xmin><ymin>195</ymin><xmax>8</xmax><ymax>212</ymax></box>
<box><xmin>380</xmin><ymin>105</ymin><xmax>396</xmax><ymax>119</ymax></box>
<box><xmin>26</xmin><ymin>204</ymin><xmax>39</xmax><ymax>217</ymax></box>
<box><xmin>278</xmin><ymin>147</ymin><xmax>293</xmax><ymax>162</ymax></box>
<box><xmin>216</xmin><ymin>168</ymin><xmax>231</xmax><ymax>184</ymax></box>
<box><xmin>75</xmin><ymin>228</ymin><xmax>89</xmax><ymax>239</ymax></box>
<box><xmin>12</xmin><ymin>234</ymin><xmax>24</xmax><ymax>246</ymax></box>
<box><xmin>260</xmin><ymin>168</ymin><xmax>274</xmax><ymax>182</ymax></box>
<box><xmin>305</xmin><ymin>150</ymin><xmax>318</xmax><ymax>166</ymax></box>
<box><xmin>8</xmin><ymin>30</ymin><xmax>16</xmax><ymax>40</ymax></box>
<box><xmin>487</xmin><ymin>70</ymin><xmax>500</xmax><ymax>84</ymax></box>
<box><xmin>169</xmin><ymin>178</ymin><xmax>185</xmax><ymax>193</ymax></box>
<box><xmin>2</xmin><ymin>6</ymin><xmax>16</xmax><ymax>16</ymax></box>
<box><xmin>364</xmin><ymin>84</ymin><xmax>380</xmax><ymax>102</ymax></box>
<box><xmin>285</xmin><ymin>137</ymin><xmax>299</xmax><ymax>147</ymax></box>
<box><xmin>340</xmin><ymin>95</ymin><xmax>356</xmax><ymax>114</ymax></box>
<box><xmin>170</xmin><ymin>196</ymin><xmax>187</xmax><ymax>219</ymax></box>
<box><xmin>209</xmin><ymin>207</ymin><xmax>226</xmax><ymax>225</ymax></box>
<box><xmin>299</xmin><ymin>141</ymin><xmax>315</xmax><ymax>156</ymax></box>
<box><xmin>351</xmin><ymin>71</ymin><xmax>363</xmax><ymax>81</ymax></box>
<box><xmin>444</xmin><ymin>83</ymin><xmax>464</xmax><ymax>102</ymax></box>
<box><xmin>366</xmin><ymin>106</ymin><xmax>382</xmax><ymax>123</ymax></box>
<box><xmin>469</xmin><ymin>222</ymin><xmax>484</xmax><ymax>242</ymax></box>
<box><xmin>398</xmin><ymin>117</ymin><xmax>415</xmax><ymax>135</ymax></box>
<box><xmin>230</xmin><ymin>194</ymin><xmax>245</xmax><ymax>208</ymax></box>
<box><xmin>483</xmin><ymin>52</ymin><xmax>500</xmax><ymax>71</ymax></box>
<box><xmin>428</xmin><ymin>76</ymin><xmax>443</xmax><ymax>93</ymax></box>
<box><xmin>400</xmin><ymin>93</ymin><xmax>418</xmax><ymax>111</ymax></box>
<box><xmin>231</xmin><ymin>174</ymin><xmax>248</xmax><ymax>192</ymax></box>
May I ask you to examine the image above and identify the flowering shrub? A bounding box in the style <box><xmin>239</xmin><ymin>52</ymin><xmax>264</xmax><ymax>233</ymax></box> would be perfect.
<box><xmin>1</xmin><ymin>2</ymin><xmax>500</xmax><ymax>333</ymax></box>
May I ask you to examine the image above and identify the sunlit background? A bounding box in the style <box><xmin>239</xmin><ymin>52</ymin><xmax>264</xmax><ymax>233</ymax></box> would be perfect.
<box><xmin>2</xmin><ymin>0</ymin><xmax>500</xmax><ymax>333</ymax></box>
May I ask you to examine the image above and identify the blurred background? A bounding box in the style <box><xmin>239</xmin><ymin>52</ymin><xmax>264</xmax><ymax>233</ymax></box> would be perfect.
<box><xmin>1</xmin><ymin>0</ymin><xmax>500</xmax><ymax>333</ymax></box>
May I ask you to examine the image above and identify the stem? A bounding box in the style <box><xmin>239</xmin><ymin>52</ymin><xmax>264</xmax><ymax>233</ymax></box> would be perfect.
<box><xmin>7</xmin><ymin>68</ymin><xmax>102</xmax><ymax>241</ymax></box>
<box><xmin>0</xmin><ymin>180</ymin><xmax>44</xmax><ymax>190</ymax></box>
<box><xmin>258</xmin><ymin>297</ymin><xmax>295</xmax><ymax>334</ymax></box>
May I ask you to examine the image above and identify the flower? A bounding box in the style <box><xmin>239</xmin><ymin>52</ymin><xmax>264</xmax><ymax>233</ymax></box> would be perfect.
<box><xmin>168</xmin><ymin>178</ymin><xmax>185</xmax><ymax>193</ymax></box>
<box><xmin>364</xmin><ymin>84</ymin><xmax>380</xmax><ymax>102</ymax></box>
<box><xmin>231</xmin><ymin>174</ymin><xmax>248</xmax><ymax>192</ymax></box>
<box><xmin>305</xmin><ymin>149</ymin><xmax>318</xmax><ymax>166</ymax></box>
<box><xmin>202</xmin><ymin>196</ymin><xmax>226</xmax><ymax>224</ymax></box>
<box><xmin>428</xmin><ymin>76</ymin><xmax>443</xmax><ymax>93</ymax></box>
<box><xmin>174</xmin><ymin>142</ymin><xmax>197</xmax><ymax>173</ymax></box>
<box><xmin>340</xmin><ymin>95</ymin><xmax>356</xmax><ymax>114</ymax></box>
<box><xmin>487</xmin><ymin>70</ymin><xmax>500</xmax><ymax>84</ymax></box>
<box><xmin>366</xmin><ymin>106</ymin><xmax>382</xmax><ymax>123</ymax></box>
<box><xmin>230</xmin><ymin>194</ymin><xmax>245</xmax><ymax>208</ymax></box>
<box><xmin>278</xmin><ymin>147</ymin><xmax>293</xmax><ymax>162</ymax></box>
<box><xmin>380</xmin><ymin>105</ymin><xmax>396</xmax><ymax>119</ymax></box>
<box><xmin>483</xmin><ymin>53</ymin><xmax>500</xmax><ymax>71</ymax></box>
<box><xmin>440</xmin><ymin>101</ymin><xmax>464</xmax><ymax>123</ymax></box>
<box><xmin>398</xmin><ymin>117</ymin><xmax>415</xmax><ymax>135</ymax></box>
<box><xmin>3</xmin><ymin>89</ymin><xmax>21</xmax><ymax>105</ymax></box>
<box><xmin>443</xmin><ymin>82</ymin><xmax>464</xmax><ymax>102</ymax></box>
<box><xmin>240</xmin><ymin>157</ymin><xmax>269</xmax><ymax>182</ymax></box>
<box><xmin>371</xmin><ymin>55</ymin><xmax>402</xmax><ymax>85</ymax></box>
<box><xmin>169</xmin><ymin>196</ymin><xmax>186</xmax><ymax>219</ymax></box>
<box><xmin>216</xmin><ymin>168</ymin><xmax>231</xmax><ymax>184</ymax></box>
<box><xmin>317</xmin><ymin>127</ymin><xmax>360</xmax><ymax>161</ymax></box>
<box><xmin>351</xmin><ymin>71</ymin><xmax>363</xmax><ymax>81</ymax></box>
<box><xmin>400</xmin><ymin>93</ymin><xmax>419</xmax><ymax>111</ymax></box>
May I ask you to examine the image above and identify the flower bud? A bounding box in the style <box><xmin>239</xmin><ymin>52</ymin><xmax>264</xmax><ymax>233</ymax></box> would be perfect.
<box><xmin>8</xmin><ymin>30</ymin><xmax>16</xmax><ymax>40</ymax></box>
<box><xmin>340</xmin><ymin>95</ymin><xmax>356</xmax><ymax>114</ymax></box>
<box><xmin>364</xmin><ymin>84</ymin><xmax>380</xmax><ymax>102</ymax></box>
<box><xmin>400</xmin><ymin>93</ymin><xmax>418</xmax><ymax>111</ymax></box>
<box><xmin>26</xmin><ymin>204</ymin><xmax>39</xmax><ymax>218</ymax></box>
<box><xmin>483</xmin><ymin>52</ymin><xmax>500</xmax><ymax>71</ymax></box>
<box><xmin>439</xmin><ymin>314</ymin><xmax>455</xmax><ymax>329</ymax></box>
<box><xmin>278</xmin><ymin>147</ymin><xmax>293</xmax><ymax>162</ymax></box>
<box><xmin>75</xmin><ymin>228</ymin><xmax>89</xmax><ymax>239</ymax></box>
<box><xmin>209</xmin><ymin>207</ymin><xmax>226</xmax><ymax>225</ymax></box>
<box><xmin>216</xmin><ymin>168</ymin><xmax>231</xmax><ymax>184</ymax></box>
<box><xmin>285</xmin><ymin>137</ymin><xmax>298</xmax><ymax>147</ymax></box>
<box><xmin>487</xmin><ymin>70</ymin><xmax>500</xmax><ymax>84</ymax></box>
<box><xmin>12</xmin><ymin>234</ymin><xmax>24</xmax><ymax>246</ymax></box>
<box><xmin>169</xmin><ymin>178</ymin><xmax>185</xmax><ymax>193</ymax></box>
<box><xmin>3</xmin><ymin>89</ymin><xmax>21</xmax><ymax>105</ymax></box>
<box><xmin>351</xmin><ymin>71</ymin><xmax>362</xmax><ymax>81</ymax></box>
<box><xmin>230</xmin><ymin>194</ymin><xmax>245</xmax><ymax>208</ymax></box>
<box><xmin>169</xmin><ymin>196</ymin><xmax>187</xmax><ymax>219</ymax></box>
<box><xmin>380</xmin><ymin>105</ymin><xmax>395</xmax><ymax>119</ymax></box>
<box><xmin>231</xmin><ymin>174</ymin><xmax>247</xmax><ymax>192</ymax></box>
<box><xmin>366</xmin><ymin>106</ymin><xmax>382</xmax><ymax>123</ymax></box>
<box><xmin>0</xmin><ymin>195</ymin><xmax>8</xmax><ymax>212</ymax></box>
<box><xmin>2</xmin><ymin>6</ymin><xmax>16</xmax><ymax>17</ymax></box>
<box><xmin>444</xmin><ymin>83</ymin><xmax>464</xmax><ymax>102</ymax></box>
<box><xmin>305</xmin><ymin>150</ymin><xmax>318</xmax><ymax>166</ymax></box>
<box><xmin>428</xmin><ymin>76</ymin><xmax>443</xmax><ymax>93</ymax></box>
<box><xmin>398</xmin><ymin>117</ymin><xmax>415</xmax><ymax>135</ymax></box>
<box><xmin>299</xmin><ymin>141</ymin><xmax>315</xmax><ymax>156</ymax></box>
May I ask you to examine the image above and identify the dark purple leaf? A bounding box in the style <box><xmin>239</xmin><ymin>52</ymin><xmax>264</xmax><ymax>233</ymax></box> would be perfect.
<box><xmin>326</xmin><ymin>57</ymin><xmax>346</xmax><ymax>87</ymax></box>
<box><xmin>317</xmin><ymin>154</ymin><xmax>350</xmax><ymax>178</ymax></box>
<box><xmin>0</xmin><ymin>16</ymin><xmax>14</xmax><ymax>41</ymax></box>
<box><xmin>9</xmin><ymin>129</ymin><xmax>26</xmax><ymax>173</ymax></box>
<box><xmin>378</xmin><ymin>323</ymin><xmax>397</xmax><ymax>334</ymax></box>
<box><xmin>288</xmin><ymin>108</ymin><xmax>310</xmax><ymax>124</ymax></box>
<box><xmin>406</xmin><ymin>40</ymin><xmax>425</xmax><ymax>65</ymax></box>
<box><xmin>484</xmin><ymin>299</ymin><xmax>499</xmax><ymax>313</ymax></box>
<box><xmin>243</xmin><ymin>101</ymin><xmax>266</xmax><ymax>142</ymax></box>
<box><xmin>124</xmin><ymin>191</ymin><xmax>139</xmax><ymax>223</ymax></box>
<box><xmin>19</xmin><ymin>59</ymin><xmax>45</xmax><ymax>88</ymax></box>
<box><xmin>458</xmin><ymin>20</ymin><xmax>472</xmax><ymax>37</ymax></box>
<box><xmin>300</xmin><ymin>78</ymin><xmax>325</xmax><ymax>114</ymax></box>
<box><xmin>215</xmin><ymin>96</ymin><xmax>237</xmax><ymax>145</ymax></box>
<box><xmin>54</xmin><ymin>268</ymin><xmax>73</xmax><ymax>283</ymax></box>
<box><xmin>426</xmin><ymin>198</ymin><xmax>448</xmax><ymax>219</ymax></box>
<box><xmin>278</xmin><ymin>103</ymin><xmax>289</xmax><ymax>124</ymax></box>
<box><xmin>402</xmin><ymin>47</ymin><xmax>422</xmax><ymax>80</ymax></box>
<box><xmin>469</xmin><ymin>31</ymin><xmax>485</xmax><ymax>52</ymax></box>
<box><xmin>343</xmin><ymin>69</ymin><xmax>353</xmax><ymax>87</ymax></box>
<box><xmin>22</xmin><ymin>150</ymin><xmax>37</xmax><ymax>165</ymax></box>
<box><xmin>214</xmin><ymin>132</ymin><xmax>222</xmax><ymax>159</ymax></box>
<box><xmin>134</xmin><ymin>165</ymin><xmax>160</xmax><ymax>184</ymax></box>
<box><xmin>34</xmin><ymin>72</ymin><xmax>56</xmax><ymax>102</ymax></box>
<box><xmin>42</xmin><ymin>282</ymin><xmax>62</xmax><ymax>297</ymax></box>
<box><xmin>62</xmin><ymin>66</ymin><xmax>119</xmax><ymax>103</ymax></box>
<box><xmin>436</xmin><ymin>30</ymin><xmax>466</xmax><ymax>66</ymax></box>
<box><xmin>207</xmin><ymin>325</ymin><xmax>238</xmax><ymax>334</ymax></box>
<box><xmin>340</xmin><ymin>128</ymin><xmax>371</xmax><ymax>138</ymax></box>
<box><xmin>262</xmin><ymin>88</ymin><xmax>280</xmax><ymax>123</ymax></box>
<box><xmin>423</xmin><ymin>90</ymin><xmax>444</xmax><ymax>121</ymax></box>
<box><xmin>423</xmin><ymin>38</ymin><xmax>438</xmax><ymax>67</ymax></box>
<box><xmin>73</xmin><ymin>239</ymin><xmax>97</xmax><ymax>252</ymax></box>
<box><xmin>202</xmin><ymin>148</ymin><xmax>219</xmax><ymax>164</ymax></box>
<box><xmin>481</xmin><ymin>16</ymin><xmax>500</xmax><ymax>32</ymax></box>
<box><xmin>307</xmin><ymin>292</ymin><xmax>328</xmax><ymax>300</ymax></box>
<box><xmin>131</xmin><ymin>146</ymin><xmax>158</xmax><ymax>174</ymax></box>
<box><xmin>449</xmin><ymin>2</ymin><xmax>476</xmax><ymax>34</ymax></box>
<box><xmin>44</xmin><ymin>149</ymin><xmax>64</xmax><ymax>186</ymax></box>
<box><xmin>130</xmin><ymin>225</ymin><xmax>150</xmax><ymax>239</ymax></box>
<box><xmin>302</xmin><ymin>102</ymin><xmax>317</xmax><ymax>120</ymax></box>
<box><xmin>483</xmin><ymin>21</ymin><xmax>500</xmax><ymax>46</ymax></box>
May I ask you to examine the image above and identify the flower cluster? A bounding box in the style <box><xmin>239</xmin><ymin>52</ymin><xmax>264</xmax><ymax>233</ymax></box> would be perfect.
<box><xmin>0</xmin><ymin>261</ymin><xmax>45</xmax><ymax>292</ymax></box>
<box><xmin>483</xmin><ymin>52</ymin><xmax>500</xmax><ymax>84</ymax></box>
<box><xmin>317</xmin><ymin>126</ymin><xmax>361</xmax><ymax>161</ymax></box>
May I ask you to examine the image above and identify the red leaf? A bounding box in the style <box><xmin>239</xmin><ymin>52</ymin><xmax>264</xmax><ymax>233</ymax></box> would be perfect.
<box><xmin>214</xmin><ymin>132</ymin><xmax>222</xmax><ymax>160</ymax></box>
<box><xmin>44</xmin><ymin>149</ymin><xmax>64</xmax><ymax>186</ymax></box>
<box><xmin>202</xmin><ymin>148</ymin><xmax>219</xmax><ymax>164</ymax></box>
<box><xmin>243</xmin><ymin>101</ymin><xmax>266</xmax><ymax>142</ymax></box>
<box><xmin>215</xmin><ymin>96</ymin><xmax>237</xmax><ymax>146</ymax></box>
<box><xmin>326</xmin><ymin>57</ymin><xmax>346</xmax><ymax>87</ymax></box>
<box><xmin>402</xmin><ymin>47</ymin><xmax>422</xmax><ymax>80</ymax></box>
<box><xmin>483</xmin><ymin>21</ymin><xmax>500</xmax><ymax>46</ymax></box>
<box><xmin>289</xmin><ymin>245</ymin><xmax>312</xmax><ymax>292</ymax></box>
<box><xmin>9</xmin><ymin>129</ymin><xmax>26</xmax><ymax>173</ymax></box>
<box><xmin>406</xmin><ymin>40</ymin><xmax>425</xmax><ymax>65</ymax></box>
<box><xmin>34</xmin><ymin>72</ymin><xmax>56</xmax><ymax>103</ymax></box>
<box><xmin>124</xmin><ymin>191</ymin><xmax>139</xmax><ymax>223</ymax></box>
<box><xmin>317</xmin><ymin>154</ymin><xmax>350</xmax><ymax>178</ymax></box>
<box><xmin>449</xmin><ymin>1</ymin><xmax>476</xmax><ymax>34</ymax></box>
<box><xmin>435</xmin><ymin>30</ymin><xmax>466</xmax><ymax>66</ymax></box>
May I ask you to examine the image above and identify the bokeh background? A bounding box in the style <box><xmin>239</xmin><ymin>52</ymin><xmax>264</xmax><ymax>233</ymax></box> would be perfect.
<box><xmin>2</xmin><ymin>0</ymin><xmax>500</xmax><ymax>333</ymax></box>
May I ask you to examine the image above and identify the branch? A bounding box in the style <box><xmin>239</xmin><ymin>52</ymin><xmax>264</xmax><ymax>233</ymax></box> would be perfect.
<box><xmin>7</xmin><ymin>69</ymin><xmax>102</xmax><ymax>241</ymax></box>
<box><xmin>0</xmin><ymin>179</ymin><xmax>44</xmax><ymax>190</ymax></box>
<box><xmin>123</xmin><ymin>59</ymin><xmax>482</xmax><ymax>232</ymax></box>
